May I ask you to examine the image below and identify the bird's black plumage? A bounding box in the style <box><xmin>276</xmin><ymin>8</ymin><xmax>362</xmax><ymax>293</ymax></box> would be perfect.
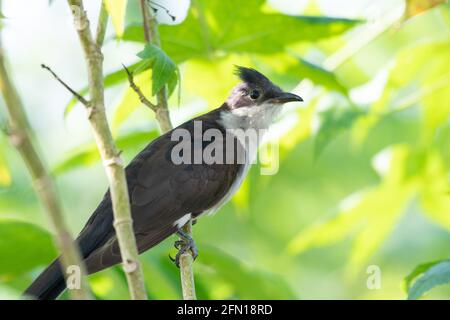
<box><xmin>24</xmin><ymin>107</ymin><xmax>243</xmax><ymax>299</ymax></box>
<box><xmin>235</xmin><ymin>66</ymin><xmax>271</xmax><ymax>88</ymax></box>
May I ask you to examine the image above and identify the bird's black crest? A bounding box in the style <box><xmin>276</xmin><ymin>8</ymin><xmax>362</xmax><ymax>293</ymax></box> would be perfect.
<box><xmin>235</xmin><ymin>66</ymin><xmax>272</xmax><ymax>88</ymax></box>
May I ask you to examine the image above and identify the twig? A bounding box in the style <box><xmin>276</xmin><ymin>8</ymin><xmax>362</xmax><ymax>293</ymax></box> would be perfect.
<box><xmin>141</xmin><ymin>0</ymin><xmax>151</xmax><ymax>45</ymax></box>
<box><xmin>139</xmin><ymin>0</ymin><xmax>196</xmax><ymax>300</ymax></box>
<box><xmin>41</xmin><ymin>64</ymin><xmax>89</xmax><ymax>106</ymax></box>
<box><xmin>66</xmin><ymin>0</ymin><xmax>147</xmax><ymax>300</ymax></box>
<box><xmin>122</xmin><ymin>64</ymin><xmax>157</xmax><ymax>112</ymax></box>
<box><xmin>0</xmin><ymin>10</ymin><xmax>91</xmax><ymax>300</ymax></box>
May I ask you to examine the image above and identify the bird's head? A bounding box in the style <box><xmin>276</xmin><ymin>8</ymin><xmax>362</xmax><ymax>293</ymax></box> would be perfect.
<box><xmin>220</xmin><ymin>66</ymin><xmax>302</xmax><ymax>130</ymax></box>
<box><xmin>225</xmin><ymin>66</ymin><xmax>303</xmax><ymax>110</ymax></box>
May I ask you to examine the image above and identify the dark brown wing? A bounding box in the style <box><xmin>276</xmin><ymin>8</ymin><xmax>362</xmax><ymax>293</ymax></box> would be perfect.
<box><xmin>82</xmin><ymin>113</ymin><xmax>242</xmax><ymax>273</ymax></box>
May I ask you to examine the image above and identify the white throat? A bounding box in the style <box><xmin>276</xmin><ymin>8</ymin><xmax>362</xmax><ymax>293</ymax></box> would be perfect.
<box><xmin>219</xmin><ymin>103</ymin><xmax>282</xmax><ymax>131</ymax></box>
<box><xmin>203</xmin><ymin>103</ymin><xmax>282</xmax><ymax>217</ymax></box>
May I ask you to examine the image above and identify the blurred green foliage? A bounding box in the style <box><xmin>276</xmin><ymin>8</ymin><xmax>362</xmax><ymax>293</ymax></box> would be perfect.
<box><xmin>0</xmin><ymin>220</ymin><xmax>56</xmax><ymax>275</ymax></box>
<box><xmin>0</xmin><ymin>0</ymin><xmax>449</xmax><ymax>300</ymax></box>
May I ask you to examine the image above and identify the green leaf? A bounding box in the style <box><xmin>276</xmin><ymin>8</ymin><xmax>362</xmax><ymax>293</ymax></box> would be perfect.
<box><xmin>167</xmin><ymin>67</ymin><xmax>179</xmax><ymax>98</ymax></box>
<box><xmin>123</xmin><ymin>0</ymin><xmax>361</xmax><ymax>61</ymax></box>
<box><xmin>52</xmin><ymin>144</ymin><xmax>100</xmax><ymax>175</ymax></box>
<box><xmin>314</xmin><ymin>108</ymin><xmax>364</xmax><ymax>158</ymax></box>
<box><xmin>137</xmin><ymin>44</ymin><xmax>177</xmax><ymax>96</ymax></box>
<box><xmin>404</xmin><ymin>260</ymin><xmax>444</xmax><ymax>292</ymax></box>
<box><xmin>0</xmin><ymin>220</ymin><xmax>56</xmax><ymax>275</ymax></box>
<box><xmin>297</xmin><ymin>58</ymin><xmax>348</xmax><ymax>95</ymax></box>
<box><xmin>407</xmin><ymin>260</ymin><xmax>450</xmax><ymax>300</ymax></box>
<box><xmin>105</xmin><ymin>0</ymin><xmax>127</xmax><ymax>38</ymax></box>
<box><xmin>52</xmin><ymin>130</ymin><xmax>158</xmax><ymax>174</ymax></box>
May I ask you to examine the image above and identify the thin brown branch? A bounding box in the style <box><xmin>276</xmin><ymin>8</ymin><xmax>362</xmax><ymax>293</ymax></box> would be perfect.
<box><xmin>66</xmin><ymin>0</ymin><xmax>147</xmax><ymax>300</ymax></box>
<box><xmin>0</xmin><ymin>19</ymin><xmax>91</xmax><ymax>300</ymax></box>
<box><xmin>122</xmin><ymin>64</ymin><xmax>157</xmax><ymax>112</ymax></box>
<box><xmin>41</xmin><ymin>64</ymin><xmax>89</xmax><ymax>106</ymax></box>
<box><xmin>140</xmin><ymin>0</ymin><xmax>151</xmax><ymax>43</ymax></box>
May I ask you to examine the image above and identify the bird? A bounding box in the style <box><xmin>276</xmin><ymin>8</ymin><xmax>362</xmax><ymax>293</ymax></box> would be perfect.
<box><xmin>24</xmin><ymin>66</ymin><xmax>303</xmax><ymax>300</ymax></box>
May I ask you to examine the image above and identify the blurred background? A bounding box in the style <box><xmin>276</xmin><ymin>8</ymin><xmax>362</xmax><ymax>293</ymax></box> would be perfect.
<box><xmin>0</xmin><ymin>0</ymin><xmax>449</xmax><ymax>299</ymax></box>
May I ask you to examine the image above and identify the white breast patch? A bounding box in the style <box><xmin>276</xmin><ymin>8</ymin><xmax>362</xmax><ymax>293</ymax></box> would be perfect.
<box><xmin>203</xmin><ymin>104</ymin><xmax>282</xmax><ymax>216</ymax></box>
<box><xmin>173</xmin><ymin>213</ymin><xmax>192</xmax><ymax>228</ymax></box>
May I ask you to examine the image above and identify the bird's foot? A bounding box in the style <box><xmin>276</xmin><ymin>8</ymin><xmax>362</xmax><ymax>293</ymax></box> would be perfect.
<box><xmin>171</xmin><ymin>229</ymin><xmax>198</xmax><ymax>268</ymax></box>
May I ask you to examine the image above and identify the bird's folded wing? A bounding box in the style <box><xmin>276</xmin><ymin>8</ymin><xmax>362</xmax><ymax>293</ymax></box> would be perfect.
<box><xmin>79</xmin><ymin>119</ymin><xmax>243</xmax><ymax>273</ymax></box>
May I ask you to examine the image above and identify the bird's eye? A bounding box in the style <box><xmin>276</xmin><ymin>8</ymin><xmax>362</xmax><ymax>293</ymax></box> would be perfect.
<box><xmin>249</xmin><ymin>89</ymin><xmax>260</xmax><ymax>100</ymax></box>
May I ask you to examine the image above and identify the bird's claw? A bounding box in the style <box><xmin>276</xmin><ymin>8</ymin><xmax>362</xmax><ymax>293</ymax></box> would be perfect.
<box><xmin>172</xmin><ymin>230</ymin><xmax>198</xmax><ymax>268</ymax></box>
<box><xmin>174</xmin><ymin>240</ymin><xmax>184</xmax><ymax>250</ymax></box>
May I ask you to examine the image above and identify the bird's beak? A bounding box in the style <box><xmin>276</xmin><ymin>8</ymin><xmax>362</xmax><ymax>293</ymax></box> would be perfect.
<box><xmin>270</xmin><ymin>92</ymin><xmax>303</xmax><ymax>104</ymax></box>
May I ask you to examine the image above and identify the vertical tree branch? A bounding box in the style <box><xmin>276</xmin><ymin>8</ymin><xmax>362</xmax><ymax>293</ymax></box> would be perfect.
<box><xmin>0</xmin><ymin>4</ymin><xmax>91</xmax><ymax>300</ymax></box>
<box><xmin>178</xmin><ymin>220</ymin><xmax>196</xmax><ymax>300</ymax></box>
<box><xmin>95</xmin><ymin>0</ymin><xmax>108</xmax><ymax>47</ymax></box>
<box><xmin>139</xmin><ymin>0</ymin><xmax>196</xmax><ymax>300</ymax></box>
<box><xmin>66</xmin><ymin>0</ymin><xmax>147</xmax><ymax>300</ymax></box>
<box><xmin>140</xmin><ymin>0</ymin><xmax>172</xmax><ymax>133</ymax></box>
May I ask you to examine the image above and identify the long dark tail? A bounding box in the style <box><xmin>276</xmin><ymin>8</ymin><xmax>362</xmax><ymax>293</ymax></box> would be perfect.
<box><xmin>23</xmin><ymin>258</ymin><xmax>66</xmax><ymax>300</ymax></box>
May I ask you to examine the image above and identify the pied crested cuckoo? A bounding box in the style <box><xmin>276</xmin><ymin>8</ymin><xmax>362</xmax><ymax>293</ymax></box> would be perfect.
<box><xmin>24</xmin><ymin>66</ymin><xmax>302</xmax><ymax>299</ymax></box>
